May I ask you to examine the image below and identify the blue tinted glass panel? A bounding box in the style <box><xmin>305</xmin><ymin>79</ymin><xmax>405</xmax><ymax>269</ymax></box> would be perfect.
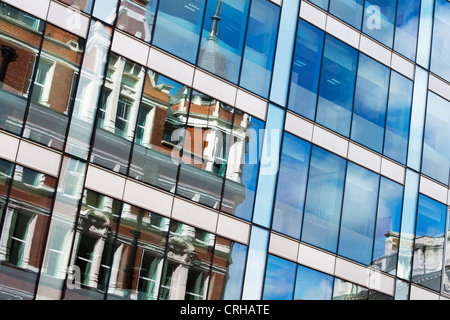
<box><xmin>288</xmin><ymin>20</ymin><xmax>325</xmax><ymax>120</ymax></box>
<box><xmin>416</xmin><ymin>0</ymin><xmax>434</xmax><ymax>69</ymax></box>
<box><xmin>329</xmin><ymin>0</ymin><xmax>364</xmax><ymax>29</ymax></box>
<box><xmin>294</xmin><ymin>265</ymin><xmax>334</xmax><ymax>300</ymax></box>
<box><xmin>252</xmin><ymin>104</ymin><xmax>284</xmax><ymax>227</ymax></box>
<box><xmin>397</xmin><ymin>169</ymin><xmax>419</xmax><ymax>280</ymax></box>
<box><xmin>221</xmin><ymin>116</ymin><xmax>264</xmax><ymax>221</ymax></box>
<box><xmin>198</xmin><ymin>0</ymin><xmax>250</xmax><ymax>83</ymax></box>
<box><xmin>308</xmin><ymin>0</ymin><xmax>329</xmax><ymax>10</ymax></box>
<box><xmin>394</xmin><ymin>0</ymin><xmax>420</xmax><ymax>61</ymax></box>
<box><xmin>412</xmin><ymin>195</ymin><xmax>447</xmax><ymax>292</ymax></box>
<box><xmin>272</xmin><ymin>133</ymin><xmax>311</xmax><ymax>239</ymax></box>
<box><xmin>242</xmin><ymin>226</ymin><xmax>269</xmax><ymax>299</ymax></box>
<box><xmin>239</xmin><ymin>0</ymin><xmax>280</xmax><ymax>98</ymax></box>
<box><xmin>209</xmin><ymin>238</ymin><xmax>248</xmax><ymax>300</ymax></box>
<box><xmin>351</xmin><ymin>54</ymin><xmax>390</xmax><ymax>153</ymax></box>
<box><xmin>422</xmin><ymin>92</ymin><xmax>450</xmax><ymax>185</ymax></box>
<box><xmin>316</xmin><ymin>36</ymin><xmax>358</xmax><ymax>137</ymax></box>
<box><xmin>153</xmin><ymin>0</ymin><xmax>206</xmax><ymax>64</ymax></box>
<box><xmin>362</xmin><ymin>0</ymin><xmax>396</xmax><ymax>48</ymax></box>
<box><xmin>302</xmin><ymin>146</ymin><xmax>346</xmax><ymax>253</ymax></box>
<box><xmin>333</xmin><ymin>278</ymin><xmax>369</xmax><ymax>300</ymax></box>
<box><xmin>262</xmin><ymin>255</ymin><xmax>296</xmax><ymax>300</ymax></box>
<box><xmin>430</xmin><ymin>0</ymin><xmax>450</xmax><ymax>83</ymax></box>
<box><xmin>383</xmin><ymin>71</ymin><xmax>412</xmax><ymax>165</ymax></box>
<box><xmin>372</xmin><ymin>177</ymin><xmax>403</xmax><ymax>274</ymax></box>
<box><xmin>339</xmin><ymin>162</ymin><xmax>379</xmax><ymax>265</ymax></box>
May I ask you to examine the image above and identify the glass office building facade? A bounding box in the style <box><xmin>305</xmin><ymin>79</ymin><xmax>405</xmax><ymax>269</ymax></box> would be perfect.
<box><xmin>0</xmin><ymin>0</ymin><xmax>449</xmax><ymax>301</ymax></box>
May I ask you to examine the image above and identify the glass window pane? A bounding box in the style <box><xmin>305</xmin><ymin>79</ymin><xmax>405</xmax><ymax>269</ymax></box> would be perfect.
<box><xmin>59</xmin><ymin>0</ymin><xmax>94</xmax><ymax>13</ymax></box>
<box><xmin>308</xmin><ymin>0</ymin><xmax>329</xmax><ymax>10</ymax></box>
<box><xmin>362</xmin><ymin>0</ymin><xmax>396</xmax><ymax>48</ymax></box>
<box><xmin>0</xmin><ymin>159</ymin><xmax>13</xmax><ymax>223</ymax></box>
<box><xmin>272</xmin><ymin>132</ymin><xmax>311</xmax><ymax>239</ymax></box>
<box><xmin>91</xmin><ymin>53</ymin><xmax>146</xmax><ymax>174</ymax></box>
<box><xmin>107</xmin><ymin>205</ymin><xmax>169</xmax><ymax>300</ymax></box>
<box><xmin>159</xmin><ymin>220</ymin><xmax>215</xmax><ymax>300</ymax></box>
<box><xmin>383</xmin><ymin>71</ymin><xmax>413</xmax><ymax>165</ymax></box>
<box><xmin>371</xmin><ymin>177</ymin><xmax>403</xmax><ymax>275</ymax></box>
<box><xmin>302</xmin><ymin>146</ymin><xmax>346</xmax><ymax>253</ymax></box>
<box><xmin>239</xmin><ymin>0</ymin><xmax>280</xmax><ymax>98</ymax></box>
<box><xmin>338</xmin><ymin>162</ymin><xmax>379</xmax><ymax>265</ymax></box>
<box><xmin>198</xmin><ymin>0</ymin><xmax>250</xmax><ymax>84</ymax></box>
<box><xmin>329</xmin><ymin>0</ymin><xmax>364</xmax><ymax>29</ymax></box>
<box><xmin>412</xmin><ymin>195</ymin><xmax>446</xmax><ymax>292</ymax></box>
<box><xmin>176</xmin><ymin>91</ymin><xmax>234</xmax><ymax>208</ymax></box>
<box><xmin>65</xmin><ymin>20</ymin><xmax>113</xmax><ymax>160</ymax></box>
<box><xmin>262</xmin><ymin>254</ymin><xmax>296</xmax><ymax>300</ymax></box>
<box><xmin>0</xmin><ymin>4</ymin><xmax>44</xmax><ymax>136</ymax></box>
<box><xmin>288</xmin><ymin>20</ymin><xmax>325</xmax><ymax>120</ymax></box>
<box><xmin>394</xmin><ymin>0</ymin><xmax>420</xmax><ymax>61</ymax></box>
<box><xmin>294</xmin><ymin>265</ymin><xmax>333</xmax><ymax>300</ymax></box>
<box><xmin>64</xmin><ymin>190</ymin><xmax>122</xmax><ymax>300</ymax></box>
<box><xmin>208</xmin><ymin>237</ymin><xmax>247</xmax><ymax>300</ymax></box>
<box><xmin>430</xmin><ymin>0</ymin><xmax>450</xmax><ymax>83</ymax></box>
<box><xmin>220</xmin><ymin>116</ymin><xmax>264</xmax><ymax>221</ymax></box>
<box><xmin>0</xmin><ymin>166</ymin><xmax>56</xmax><ymax>300</ymax></box>
<box><xmin>316</xmin><ymin>35</ymin><xmax>358</xmax><ymax>137</ymax></box>
<box><xmin>152</xmin><ymin>0</ymin><xmax>206</xmax><ymax>64</ymax></box>
<box><xmin>422</xmin><ymin>92</ymin><xmax>450</xmax><ymax>185</ymax></box>
<box><xmin>92</xmin><ymin>0</ymin><xmax>119</xmax><ymax>25</ymax></box>
<box><xmin>25</xmin><ymin>25</ymin><xmax>84</xmax><ymax>151</ymax></box>
<box><xmin>129</xmin><ymin>71</ymin><xmax>190</xmax><ymax>193</ymax></box>
<box><xmin>116</xmin><ymin>0</ymin><xmax>159</xmax><ymax>42</ymax></box>
<box><xmin>351</xmin><ymin>54</ymin><xmax>390</xmax><ymax>153</ymax></box>
<box><xmin>241</xmin><ymin>226</ymin><xmax>269</xmax><ymax>299</ymax></box>
<box><xmin>333</xmin><ymin>278</ymin><xmax>369</xmax><ymax>300</ymax></box>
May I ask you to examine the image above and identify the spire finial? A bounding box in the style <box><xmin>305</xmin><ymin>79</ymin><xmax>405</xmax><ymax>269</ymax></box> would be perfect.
<box><xmin>209</xmin><ymin>0</ymin><xmax>222</xmax><ymax>38</ymax></box>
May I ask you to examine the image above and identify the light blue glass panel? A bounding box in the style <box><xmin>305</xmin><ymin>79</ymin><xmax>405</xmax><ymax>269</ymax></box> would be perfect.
<box><xmin>302</xmin><ymin>146</ymin><xmax>346</xmax><ymax>253</ymax></box>
<box><xmin>272</xmin><ymin>132</ymin><xmax>311</xmax><ymax>239</ymax></box>
<box><xmin>329</xmin><ymin>0</ymin><xmax>364</xmax><ymax>29</ymax></box>
<box><xmin>394</xmin><ymin>0</ymin><xmax>420</xmax><ymax>61</ymax></box>
<box><xmin>252</xmin><ymin>104</ymin><xmax>285</xmax><ymax>228</ymax></box>
<box><xmin>422</xmin><ymin>92</ymin><xmax>450</xmax><ymax>186</ymax></box>
<box><xmin>242</xmin><ymin>226</ymin><xmax>269</xmax><ymax>300</ymax></box>
<box><xmin>362</xmin><ymin>0</ymin><xmax>396</xmax><ymax>48</ymax></box>
<box><xmin>338</xmin><ymin>162</ymin><xmax>379</xmax><ymax>265</ymax></box>
<box><xmin>294</xmin><ymin>265</ymin><xmax>334</xmax><ymax>300</ymax></box>
<box><xmin>383</xmin><ymin>71</ymin><xmax>413</xmax><ymax>165</ymax></box>
<box><xmin>407</xmin><ymin>66</ymin><xmax>428</xmax><ymax>171</ymax></box>
<box><xmin>372</xmin><ymin>177</ymin><xmax>403</xmax><ymax>275</ymax></box>
<box><xmin>416</xmin><ymin>0</ymin><xmax>434</xmax><ymax>69</ymax></box>
<box><xmin>288</xmin><ymin>20</ymin><xmax>325</xmax><ymax>120</ymax></box>
<box><xmin>152</xmin><ymin>0</ymin><xmax>207</xmax><ymax>64</ymax></box>
<box><xmin>396</xmin><ymin>169</ymin><xmax>419</xmax><ymax>280</ymax></box>
<box><xmin>316</xmin><ymin>35</ymin><xmax>358</xmax><ymax>137</ymax></box>
<box><xmin>269</xmin><ymin>0</ymin><xmax>300</xmax><ymax>107</ymax></box>
<box><xmin>351</xmin><ymin>54</ymin><xmax>390</xmax><ymax>153</ymax></box>
<box><xmin>262</xmin><ymin>255</ymin><xmax>296</xmax><ymax>300</ymax></box>
<box><xmin>308</xmin><ymin>0</ymin><xmax>329</xmax><ymax>10</ymax></box>
<box><xmin>412</xmin><ymin>195</ymin><xmax>447</xmax><ymax>292</ymax></box>
<box><xmin>430</xmin><ymin>0</ymin><xmax>450</xmax><ymax>83</ymax></box>
<box><xmin>198</xmin><ymin>0</ymin><xmax>250</xmax><ymax>83</ymax></box>
<box><xmin>239</xmin><ymin>0</ymin><xmax>280</xmax><ymax>98</ymax></box>
<box><xmin>93</xmin><ymin>0</ymin><xmax>119</xmax><ymax>24</ymax></box>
